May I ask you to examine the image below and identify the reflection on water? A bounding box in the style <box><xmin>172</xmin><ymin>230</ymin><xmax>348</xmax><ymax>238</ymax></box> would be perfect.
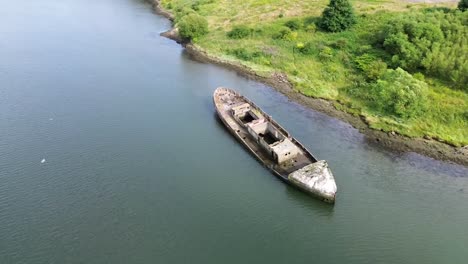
<box><xmin>0</xmin><ymin>0</ymin><xmax>467</xmax><ymax>263</ymax></box>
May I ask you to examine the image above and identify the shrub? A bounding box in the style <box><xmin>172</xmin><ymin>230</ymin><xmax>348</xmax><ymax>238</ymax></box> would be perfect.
<box><xmin>174</xmin><ymin>7</ymin><xmax>196</xmax><ymax>22</ymax></box>
<box><xmin>332</xmin><ymin>38</ymin><xmax>348</xmax><ymax>49</ymax></box>
<box><xmin>229</xmin><ymin>48</ymin><xmax>263</xmax><ymax>61</ymax></box>
<box><xmin>413</xmin><ymin>72</ymin><xmax>425</xmax><ymax>81</ymax></box>
<box><xmin>285</xmin><ymin>20</ymin><xmax>302</xmax><ymax>30</ymax></box>
<box><xmin>286</xmin><ymin>31</ymin><xmax>298</xmax><ymax>41</ymax></box>
<box><xmin>321</xmin><ymin>64</ymin><xmax>340</xmax><ymax>81</ymax></box>
<box><xmin>368</xmin><ymin>68</ymin><xmax>428</xmax><ymax>118</ymax></box>
<box><xmin>319</xmin><ymin>0</ymin><xmax>357</xmax><ymax>32</ymax></box>
<box><xmin>366</xmin><ymin>61</ymin><xmax>387</xmax><ymax>81</ymax></box>
<box><xmin>354</xmin><ymin>54</ymin><xmax>387</xmax><ymax>80</ymax></box>
<box><xmin>298</xmin><ymin>42</ymin><xmax>315</xmax><ymax>55</ymax></box>
<box><xmin>191</xmin><ymin>2</ymin><xmax>200</xmax><ymax>11</ymax></box>
<box><xmin>272</xmin><ymin>26</ymin><xmax>292</xmax><ymax>40</ymax></box>
<box><xmin>305</xmin><ymin>23</ymin><xmax>317</xmax><ymax>32</ymax></box>
<box><xmin>459</xmin><ymin>0</ymin><xmax>468</xmax><ymax>11</ymax></box>
<box><xmin>379</xmin><ymin>10</ymin><xmax>468</xmax><ymax>90</ymax></box>
<box><xmin>319</xmin><ymin>46</ymin><xmax>334</xmax><ymax>60</ymax></box>
<box><xmin>227</xmin><ymin>25</ymin><xmax>251</xmax><ymax>39</ymax></box>
<box><xmin>177</xmin><ymin>13</ymin><xmax>208</xmax><ymax>41</ymax></box>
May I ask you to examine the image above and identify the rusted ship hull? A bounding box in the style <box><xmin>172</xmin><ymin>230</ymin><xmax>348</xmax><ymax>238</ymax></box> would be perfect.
<box><xmin>213</xmin><ymin>87</ymin><xmax>337</xmax><ymax>203</ymax></box>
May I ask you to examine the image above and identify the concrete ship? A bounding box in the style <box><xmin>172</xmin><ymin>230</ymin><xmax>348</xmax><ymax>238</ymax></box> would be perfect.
<box><xmin>213</xmin><ymin>87</ymin><xmax>337</xmax><ymax>203</ymax></box>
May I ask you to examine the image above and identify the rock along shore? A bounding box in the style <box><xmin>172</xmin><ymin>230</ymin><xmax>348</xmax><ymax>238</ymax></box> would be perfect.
<box><xmin>150</xmin><ymin>0</ymin><xmax>468</xmax><ymax>166</ymax></box>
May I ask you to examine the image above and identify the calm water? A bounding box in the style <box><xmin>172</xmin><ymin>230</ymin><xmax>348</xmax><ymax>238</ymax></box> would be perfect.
<box><xmin>0</xmin><ymin>0</ymin><xmax>467</xmax><ymax>263</ymax></box>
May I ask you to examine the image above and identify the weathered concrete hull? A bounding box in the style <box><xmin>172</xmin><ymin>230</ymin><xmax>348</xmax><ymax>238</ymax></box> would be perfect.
<box><xmin>213</xmin><ymin>87</ymin><xmax>337</xmax><ymax>203</ymax></box>
<box><xmin>288</xmin><ymin>161</ymin><xmax>337</xmax><ymax>203</ymax></box>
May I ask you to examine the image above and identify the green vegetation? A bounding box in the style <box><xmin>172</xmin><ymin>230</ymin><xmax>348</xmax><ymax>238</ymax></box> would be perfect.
<box><xmin>227</xmin><ymin>25</ymin><xmax>251</xmax><ymax>39</ymax></box>
<box><xmin>319</xmin><ymin>0</ymin><xmax>357</xmax><ymax>32</ymax></box>
<box><xmin>350</xmin><ymin>68</ymin><xmax>428</xmax><ymax>119</ymax></box>
<box><xmin>177</xmin><ymin>13</ymin><xmax>209</xmax><ymax>40</ymax></box>
<box><xmin>285</xmin><ymin>20</ymin><xmax>302</xmax><ymax>30</ymax></box>
<box><xmin>378</xmin><ymin>10</ymin><xmax>467</xmax><ymax>90</ymax></box>
<box><xmin>161</xmin><ymin>0</ymin><xmax>467</xmax><ymax>146</ymax></box>
<box><xmin>459</xmin><ymin>0</ymin><xmax>468</xmax><ymax>11</ymax></box>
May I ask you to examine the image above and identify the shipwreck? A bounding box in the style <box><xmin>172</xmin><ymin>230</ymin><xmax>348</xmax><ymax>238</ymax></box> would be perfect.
<box><xmin>213</xmin><ymin>87</ymin><xmax>337</xmax><ymax>203</ymax></box>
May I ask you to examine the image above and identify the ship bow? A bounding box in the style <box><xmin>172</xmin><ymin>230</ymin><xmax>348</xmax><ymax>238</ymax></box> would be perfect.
<box><xmin>287</xmin><ymin>160</ymin><xmax>337</xmax><ymax>203</ymax></box>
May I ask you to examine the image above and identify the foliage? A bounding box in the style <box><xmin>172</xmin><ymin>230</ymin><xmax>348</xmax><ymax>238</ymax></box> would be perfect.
<box><xmin>163</xmin><ymin>0</ymin><xmax>468</xmax><ymax>146</ymax></box>
<box><xmin>272</xmin><ymin>26</ymin><xmax>292</xmax><ymax>39</ymax></box>
<box><xmin>298</xmin><ymin>42</ymin><xmax>315</xmax><ymax>55</ymax></box>
<box><xmin>228</xmin><ymin>48</ymin><xmax>266</xmax><ymax>61</ymax></box>
<box><xmin>332</xmin><ymin>38</ymin><xmax>348</xmax><ymax>49</ymax></box>
<box><xmin>285</xmin><ymin>20</ymin><xmax>302</xmax><ymax>30</ymax></box>
<box><xmin>177</xmin><ymin>13</ymin><xmax>208</xmax><ymax>40</ymax></box>
<box><xmin>319</xmin><ymin>0</ymin><xmax>357</xmax><ymax>32</ymax></box>
<box><xmin>354</xmin><ymin>54</ymin><xmax>387</xmax><ymax>80</ymax></box>
<box><xmin>227</xmin><ymin>25</ymin><xmax>251</xmax><ymax>39</ymax></box>
<box><xmin>459</xmin><ymin>0</ymin><xmax>468</xmax><ymax>11</ymax></box>
<box><xmin>366</xmin><ymin>68</ymin><xmax>428</xmax><ymax>118</ymax></box>
<box><xmin>379</xmin><ymin>10</ymin><xmax>468</xmax><ymax>90</ymax></box>
<box><xmin>318</xmin><ymin>46</ymin><xmax>334</xmax><ymax>61</ymax></box>
<box><xmin>305</xmin><ymin>23</ymin><xmax>317</xmax><ymax>32</ymax></box>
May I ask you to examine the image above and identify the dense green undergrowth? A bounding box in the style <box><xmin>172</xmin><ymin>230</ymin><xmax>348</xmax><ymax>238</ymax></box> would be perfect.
<box><xmin>162</xmin><ymin>0</ymin><xmax>467</xmax><ymax>146</ymax></box>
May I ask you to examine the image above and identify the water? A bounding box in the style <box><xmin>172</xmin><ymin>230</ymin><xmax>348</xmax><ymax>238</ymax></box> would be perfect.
<box><xmin>0</xmin><ymin>0</ymin><xmax>467</xmax><ymax>263</ymax></box>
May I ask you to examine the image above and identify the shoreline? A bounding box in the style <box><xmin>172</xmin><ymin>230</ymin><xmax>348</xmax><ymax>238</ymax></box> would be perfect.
<box><xmin>150</xmin><ymin>0</ymin><xmax>468</xmax><ymax>166</ymax></box>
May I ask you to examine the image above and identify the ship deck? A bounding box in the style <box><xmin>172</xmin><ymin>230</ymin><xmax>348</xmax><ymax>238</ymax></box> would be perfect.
<box><xmin>214</xmin><ymin>87</ymin><xmax>315</xmax><ymax>178</ymax></box>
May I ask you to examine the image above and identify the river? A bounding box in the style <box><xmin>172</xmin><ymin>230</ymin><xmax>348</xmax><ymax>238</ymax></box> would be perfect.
<box><xmin>0</xmin><ymin>0</ymin><xmax>467</xmax><ymax>263</ymax></box>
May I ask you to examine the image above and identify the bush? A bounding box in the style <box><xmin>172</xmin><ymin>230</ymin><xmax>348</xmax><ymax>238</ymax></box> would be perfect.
<box><xmin>227</xmin><ymin>25</ymin><xmax>251</xmax><ymax>39</ymax></box>
<box><xmin>191</xmin><ymin>2</ymin><xmax>200</xmax><ymax>11</ymax></box>
<box><xmin>354</xmin><ymin>54</ymin><xmax>387</xmax><ymax>80</ymax></box>
<box><xmin>459</xmin><ymin>0</ymin><xmax>468</xmax><ymax>11</ymax></box>
<box><xmin>318</xmin><ymin>46</ymin><xmax>333</xmax><ymax>60</ymax></box>
<box><xmin>228</xmin><ymin>48</ymin><xmax>263</xmax><ymax>61</ymax></box>
<box><xmin>379</xmin><ymin>10</ymin><xmax>468</xmax><ymax>90</ymax></box>
<box><xmin>285</xmin><ymin>20</ymin><xmax>302</xmax><ymax>30</ymax></box>
<box><xmin>286</xmin><ymin>31</ymin><xmax>298</xmax><ymax>41</ymax></box>
<box><xmin>272</xmin><ymin>26</ymin><xmax>292</xmax><ymax>40</ymax></box>
<box><xmin>368</xmin><ymin>68</ymin><xmax>428</xmax><ymax>118</ymax></box>
<box><xmin>298</xmin><ymin>42</ymin><xmax>315</xmax><ymax>55</ymax></box>
<box><xmin>177</xmin><ymin>13</ymin><xmax>209</xmax><ymax>41</ymax></box>
<box><xmin>332</xmin><ymin>38</ymin><xmax>348</xmax><ymax>49</ymax></box>
<box><xmin>305</xmin><ymin>23</ymin><xmax>317</xmax><ymax>33</ymax></box>
<box><xmin>319</xmin><ymin>0</ymin><xmax>357</xmax><ymax>32</ymax></box>
<box><xmin>174</xmin><ymin>7</ymin><xmax>197</xmax><ymax>22</ymax></box>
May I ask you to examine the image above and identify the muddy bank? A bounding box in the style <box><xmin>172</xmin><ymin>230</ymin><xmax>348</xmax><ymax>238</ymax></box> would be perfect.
<box><xmin>150</xmin><ymin>0</ymin><xmax>467</xmax><ymax>166</ymax></box>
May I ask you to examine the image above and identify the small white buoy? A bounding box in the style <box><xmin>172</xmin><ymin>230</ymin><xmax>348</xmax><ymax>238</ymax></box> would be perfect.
<box><xmin>41</xmin><ymin>159</ymin><xmax>46</xmax><ymax>164</ymax></box>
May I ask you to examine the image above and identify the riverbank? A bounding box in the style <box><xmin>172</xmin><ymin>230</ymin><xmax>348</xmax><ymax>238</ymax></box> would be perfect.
<box><xmin>150</xmin><ymin>0</ymin><xmax>467</xmax><ymax>166</ymax></box>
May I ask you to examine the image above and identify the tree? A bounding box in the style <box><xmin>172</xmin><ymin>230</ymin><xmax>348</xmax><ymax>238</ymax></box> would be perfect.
<box><xmin>368</xmin><ymin>68</ymin><xmax>428</xmax><ymax>118</ymax></box>
<box><xmin>319</xmin><ymin>0</ymin><xmax>356</xmax><ymax>32</ymax></box>
<box><xmin>378</xmin><ymin>10</ymin><xmax>467</xmax><ymax>90</ymax></box>
<box><xmin>177</xmin><ymin>13</ymin><xmax>208</xmax><ymax>41</ymax></box>
<box><xmin>459</xmin><ymin>0</ymin><xmax>468</xmax><ymax>11</ymax></box>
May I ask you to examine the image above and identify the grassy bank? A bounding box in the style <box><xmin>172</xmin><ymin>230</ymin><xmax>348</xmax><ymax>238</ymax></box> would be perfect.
<box><xmin>161</xmin><ymin>0</ymin><xmax>467</xmax><ymax>147</ymax></box>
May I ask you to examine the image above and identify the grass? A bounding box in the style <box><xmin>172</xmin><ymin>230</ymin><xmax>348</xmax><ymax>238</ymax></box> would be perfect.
<box><xmin>161</xmin><ymin>0</ymin><xmax>467</xmax><ymax>146</ymax></box>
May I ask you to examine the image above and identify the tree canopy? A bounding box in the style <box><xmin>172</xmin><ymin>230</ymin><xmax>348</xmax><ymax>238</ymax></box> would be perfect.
<box><xmin>319</xmin><ymin>0</ymin><xmax>356</xmax><ymax>32</ymax></box>
<box><xmin>378</xmin><ymin>9</ymin><xmax>468</xmax><ymax>90</ymax></box>
<box><xmin>361</xmin><ymin>68</ymin><xmax>429</xmax><ymax>119</ymax></box>
<box><xmin>459</xmin><ymin>0</ymin><xmax>468</xmax><ymax>11</ymax></box>
<box><xmin>177</xmin><ymin>13</ymin><xmax>208</xmax><ymax>41</ymax></box>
